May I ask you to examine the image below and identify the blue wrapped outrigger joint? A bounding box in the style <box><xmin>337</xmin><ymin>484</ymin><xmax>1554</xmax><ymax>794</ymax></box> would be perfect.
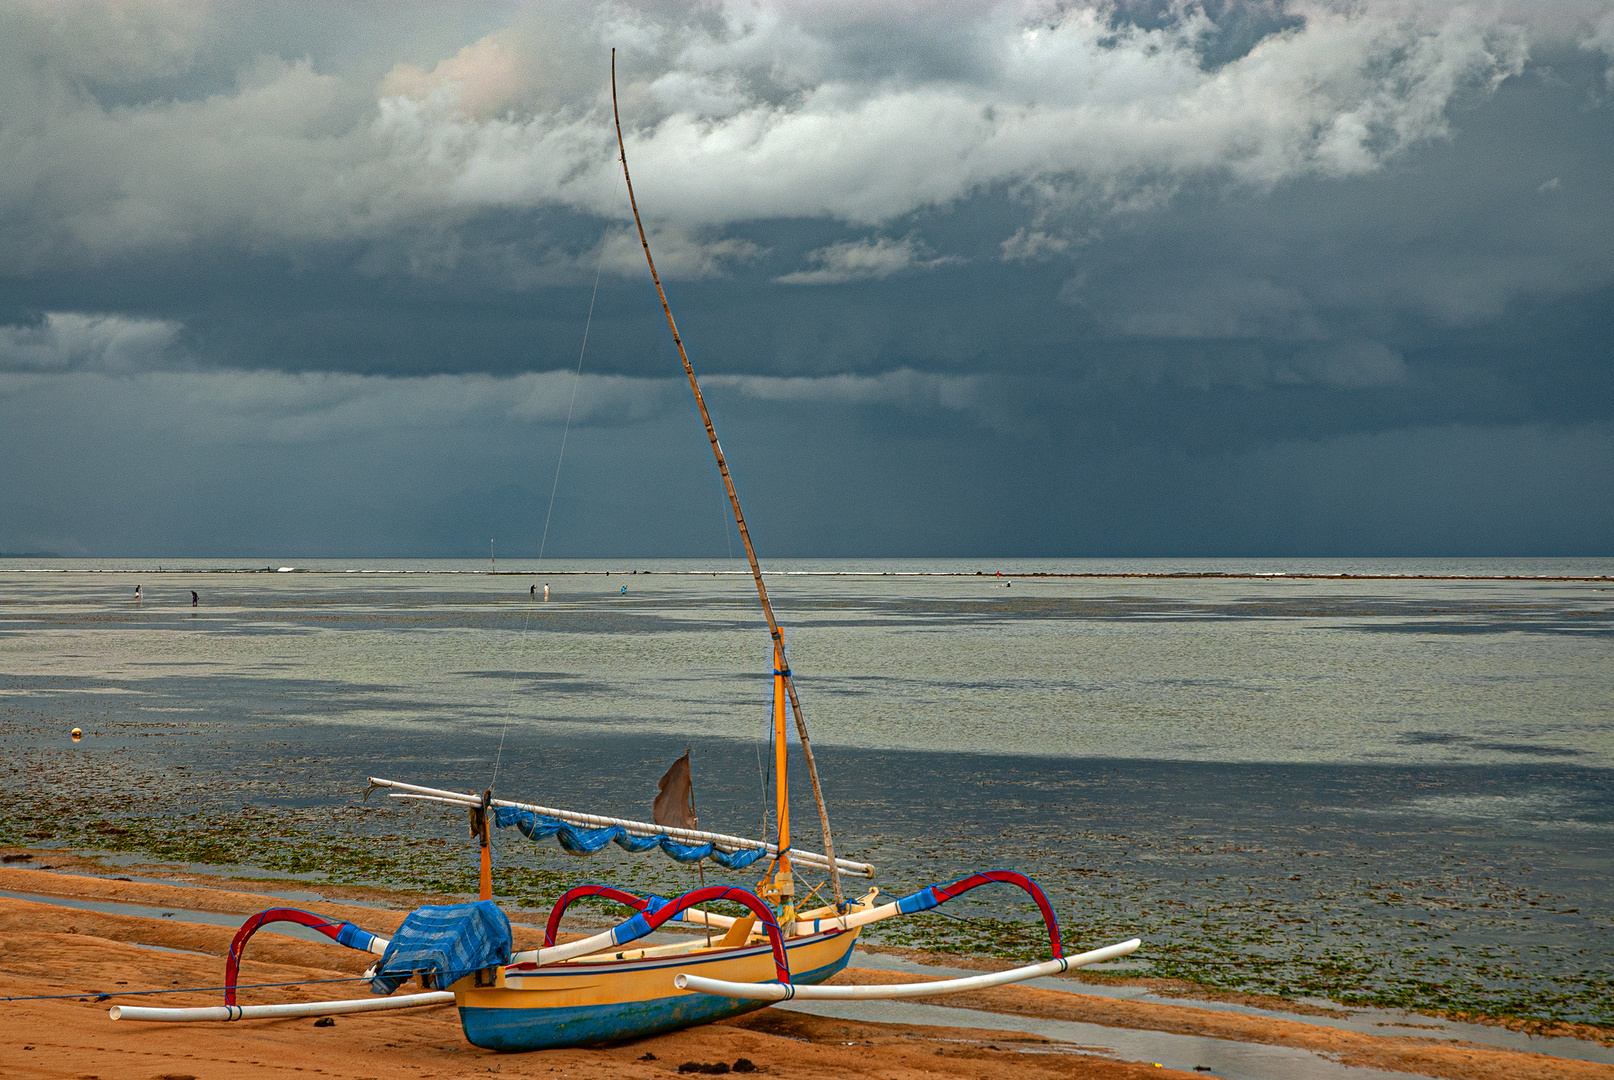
<box><xmin>371</xmin><ymin>900</ymin><xmax>513</xmax><ymax>995</ymax></box>
<box><xmin>494</xmin><ymin>806</ymin><xmax>767</xmax><ymax>870</ymax></box>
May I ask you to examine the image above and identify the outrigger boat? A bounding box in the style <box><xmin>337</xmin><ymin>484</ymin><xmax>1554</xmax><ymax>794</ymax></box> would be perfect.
<box><xmin>109</xmin><ymin>53</ymin><xmax>1139</xmax><ymax>1049</ymax></box>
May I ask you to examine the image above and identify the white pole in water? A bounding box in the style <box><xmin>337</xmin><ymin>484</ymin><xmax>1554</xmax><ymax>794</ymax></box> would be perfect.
<box><xmin>673</xmin><ymin>939</ymin><xmax>1142</xmax><ymax>1001</ymax></box>
<box><xmin>110</xmin><ymin>990</ymin><xmax>455</xmax><ymax>1023</ymax></box>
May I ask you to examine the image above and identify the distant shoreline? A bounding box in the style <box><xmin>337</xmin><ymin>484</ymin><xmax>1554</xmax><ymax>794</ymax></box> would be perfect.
<box><xmin>2</xmin><ymin>566</ymin><xmax>1609</xmax><ymax>581</ymax></box>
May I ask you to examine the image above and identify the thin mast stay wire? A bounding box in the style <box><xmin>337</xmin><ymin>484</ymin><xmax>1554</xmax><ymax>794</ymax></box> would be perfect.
<box><xmin>491</xmin><ymin>170</ymin><xmax>622</xmax><ymax>793</ymax></box>
<box><xmin>539</xmin><ymin>171</ymin><xmax>622</xmax><ymax>563</ymax></box>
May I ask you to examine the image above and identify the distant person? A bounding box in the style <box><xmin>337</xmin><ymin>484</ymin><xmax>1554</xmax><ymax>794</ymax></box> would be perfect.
<box><xmin>134</xmin><ymin>584</ymin><xmax>141</xmax><ymax>601</ymax></box>
<box><xmin>621</xmin><ymin>585</ymin><xmax>627</xmax><ymax>595</ymax></box>
<box><xmin>544</xmin><ymin>583</ymin><xmax>549</xmax><ymax>602</ymax></box>
<box><xmin>191</xmin><ymin>591</ymin><xmax>198</xmax><ymax>606</ymax></box>
<box><xmin>530</xmin><ymin>584</ymin><xmax>536</xmax><ymax>599</ymax></box>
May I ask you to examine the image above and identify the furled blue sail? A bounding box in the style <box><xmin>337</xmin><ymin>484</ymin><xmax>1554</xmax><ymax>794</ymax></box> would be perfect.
<box><xmin>494</xmin><ymin>806</ymin><xmax>768</xmax><ymax>870</ymax></box>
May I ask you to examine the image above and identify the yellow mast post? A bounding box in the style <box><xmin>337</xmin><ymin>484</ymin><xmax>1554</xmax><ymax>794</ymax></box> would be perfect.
<box><xmin>772</xmin><ymin>637</ymin><xmax>793</xmax><ymax>925</ymax></box>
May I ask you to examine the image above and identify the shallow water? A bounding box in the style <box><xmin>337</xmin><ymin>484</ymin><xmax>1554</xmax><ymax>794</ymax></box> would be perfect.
<box><xmin>852</xmin><ymin>950</ymin><xmax>1614</xmax><ymax>1065</ymax></box>
<box><xmin>4</xmin><ymin>556</ymin><xmax>1611</xmax><ymax>765</ymax></box>
<box><xmin>1</xmin><ymin>557</ymin><xmax>1610</xmax><ymax>1023</ymax></box>
<box><xmin>0</xmin><ymin>887</ymin><xmax>337</xmax><ymax>946</ymax></box>
<box><xmin>780</xmin><ymin>997</ymin><xmax>1426</xmax><ymax>1080</ymax></box>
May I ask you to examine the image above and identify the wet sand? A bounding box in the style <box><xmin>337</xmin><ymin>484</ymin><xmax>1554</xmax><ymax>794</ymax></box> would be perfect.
<box><xmin>2</xmin><ymin>867</ymin><xmax>1611</xmax><ymax>1080</ymax></box>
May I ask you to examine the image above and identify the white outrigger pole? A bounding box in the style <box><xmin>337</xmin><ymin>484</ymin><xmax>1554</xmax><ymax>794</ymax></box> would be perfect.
<box><xmin>112</xmin><ymin>991</ymin><xmax>455</xmax><ymax>1023</ymax></box>
<box><xmin>678</xmin><ymin>939</ymin><xmax>1141</xmax><ymax>1001</ymax></box>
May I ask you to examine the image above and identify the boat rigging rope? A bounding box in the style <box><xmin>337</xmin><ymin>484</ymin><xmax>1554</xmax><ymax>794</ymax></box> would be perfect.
<box><xmin>537</xmin><ymin>171</ymin><xmax>621</xmax><ymax>565</ymax></box>
<box><xmin>491</xmin><ymin>170</ymin><xmax>622</xmax><ymax>793</ymax></box>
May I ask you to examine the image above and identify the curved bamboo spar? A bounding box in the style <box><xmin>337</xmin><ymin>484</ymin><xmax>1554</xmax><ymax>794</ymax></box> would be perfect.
<box><xmin>610</xmin><ymin>49</ymin><xmax>844</xmax><ymax>906</ymax></box>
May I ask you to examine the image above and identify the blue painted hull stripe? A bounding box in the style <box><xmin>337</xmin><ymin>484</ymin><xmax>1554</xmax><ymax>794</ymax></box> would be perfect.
<box><xmin>459</xmin><ymin>950</ymin><xmax>854</xmax><ymax>1051</ymax></box>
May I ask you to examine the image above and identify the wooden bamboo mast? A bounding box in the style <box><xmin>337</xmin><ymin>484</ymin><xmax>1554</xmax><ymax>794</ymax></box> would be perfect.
<box><xmin>610</xmin><ymin>49</ymin><xmax>844</xmax><ymax>907</ymax></box>
<box><xmin>473</xmin><ymin>789</ymin><xmax>492</xmax><ymax>901</ymax></box>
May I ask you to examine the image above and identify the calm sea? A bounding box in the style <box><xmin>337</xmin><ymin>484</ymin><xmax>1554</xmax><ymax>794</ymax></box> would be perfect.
<box><xmin>1</xmin><ymin>556</ymin><xmax>1610</xmax><ymax>1021</ymax></box>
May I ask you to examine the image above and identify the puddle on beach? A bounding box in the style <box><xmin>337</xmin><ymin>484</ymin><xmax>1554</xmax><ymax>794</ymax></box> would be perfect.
<box><xmin>853</xmin><ymin>950</ymin><xmax>1614</xmax><ymax>1066</ymax></box>
<box><xmin>0</xmin><ymin>887</ymin><xmax>341</xmax><ymax>947</ymax></box>
<box><xmin>781</xmin><ymin>997</ymin><xmax>1420</xmax><ymax>1080</ymax></box>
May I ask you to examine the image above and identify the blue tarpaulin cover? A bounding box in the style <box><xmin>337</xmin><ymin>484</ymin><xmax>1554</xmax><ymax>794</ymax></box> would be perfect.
<box><xmin>370</xmin><ymin>900</ymin><xmax>512</xmax><ymax>995</ymax></box>
<box><xmin>494</xmin><ymin>806</ymin><xmax>768</xmax><ymax>870</ymax></box>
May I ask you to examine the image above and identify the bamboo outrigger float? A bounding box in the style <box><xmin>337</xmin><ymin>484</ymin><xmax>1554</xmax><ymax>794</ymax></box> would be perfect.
<box><xmin>109</xmin><ymin>51</ymin><xmax>1139</xmax><ymax>1049</ymax></box>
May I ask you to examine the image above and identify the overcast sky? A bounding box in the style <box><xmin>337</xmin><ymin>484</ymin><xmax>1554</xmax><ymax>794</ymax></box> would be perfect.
<box><xmin>2</xmin><ymin>0</ymin><xmax>1611</xmax><ymax>558</ymax></box>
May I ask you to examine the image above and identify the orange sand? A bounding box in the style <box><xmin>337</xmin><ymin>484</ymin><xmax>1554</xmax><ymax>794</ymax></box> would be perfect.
<box><xmin>1</xmin><ymin>867</ymin><xmax>1609</xmax><ymax>1080</ymax></box>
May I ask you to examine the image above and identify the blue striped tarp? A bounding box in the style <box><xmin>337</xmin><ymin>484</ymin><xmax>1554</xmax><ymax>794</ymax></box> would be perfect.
<box><xmin>370</xmin><ymin>900</ymin><xmax>512</xmax><ymax>995</ymax></box>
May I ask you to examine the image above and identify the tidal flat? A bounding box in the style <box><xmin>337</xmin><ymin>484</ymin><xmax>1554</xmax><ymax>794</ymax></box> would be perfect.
<box><xmin>1</xmin><ymin>557</ymin><xmax>1610</xmax><ymax>1028</ymax></box>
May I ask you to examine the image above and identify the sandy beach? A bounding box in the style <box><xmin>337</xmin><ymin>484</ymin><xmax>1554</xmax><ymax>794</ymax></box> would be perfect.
<box><xmin>2</xmin><ymin>863</ymin><xmax>1610</xmax><ymax>1080</ymax></box>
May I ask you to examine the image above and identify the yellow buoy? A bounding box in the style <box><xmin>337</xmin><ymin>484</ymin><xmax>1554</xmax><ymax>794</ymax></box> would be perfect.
<box><xmin>70</xmin><ymin>728</ymin><xmax>82</xmax><ymax>741</ymax></box>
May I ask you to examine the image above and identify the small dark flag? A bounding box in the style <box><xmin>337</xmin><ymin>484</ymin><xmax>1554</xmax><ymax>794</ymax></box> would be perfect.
<box><xmin>653</xmin><ymin>752</ymin><xmax>697</xmax><ymax>830</ymax></box>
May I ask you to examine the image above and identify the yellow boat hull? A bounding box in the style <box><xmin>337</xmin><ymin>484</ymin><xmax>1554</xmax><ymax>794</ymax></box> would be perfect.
<box><xmin>453</xmin><ymin>927</ymin><xmax>859</xmax><ymax>1051</ymax></box>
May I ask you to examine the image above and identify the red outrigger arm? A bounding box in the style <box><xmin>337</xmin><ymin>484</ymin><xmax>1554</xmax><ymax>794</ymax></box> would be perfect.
<box><xmin>910</xmin><ymin>870</ymin><xmax>1064</xmax><ymax>957</ymax></box>
<box><xmin>543</xmin><ymin>884</ymin><xmax>657</xmax><ymax>947</ymax></box>
<box><xmin>540</xmin><ymin>872</ymin><xmax>1060</xmax><ymax>987</ymax></box>
<box><xmin>672</xmin><ymin>870</ymin><xmax>1143</xmax><ymax>1003</ymax></box>
<box><xmin>225</xmin><ymin>908</ymin><xmax>386</xmax><ymax>1005</ymax></box>
<box><xmin>790</xmin><ymin>869</ymin><xmax>1065</xmax><ymax>960</ymax></box>
<box><xmin>525</xmin><ymin>884</ymin><xmax>790</xmax><ymax>984</ymax></box>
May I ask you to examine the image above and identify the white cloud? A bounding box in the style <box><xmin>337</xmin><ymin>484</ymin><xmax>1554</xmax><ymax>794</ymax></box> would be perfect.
<box><xmin>3</xmin><ymin>1</ymin><xmax>213</xmax><ymax>87</ymax></box>
<box><xmin>0</xmin><ymin>313</ymin><xmax>183</xmax><ymax>373</ymax></box>
<box><xmin>190</xmin><ymin>369</ymin><xmax>685</xmax><ymax>442</ymax></box>
<box><xmin>595</xmin><ymin>222</ymin><xmax>763</xmax><ymax>279</ymax></box>
<box><xmin>1583</xmin><ymin>7</ymin><xmax>1614</xmax><ymax>86</ymax></box>
<box><xmin>0</xmin><ymin>367</ymin><xmax>677</xmax><ymax>444</ymax></box>
<box><xmin>999</xmin><ymin>228</ymin><xmax>1075</xmax><ymax>262</ymax></box>
<box><xmin>1279</xmin><ymin>342</ymin><xmax>1408</xmax><ymax>388</ymax></box>
<box><xmin>379</xmin><ymin>32</ymin><xmax>531</xmax><ymax>120</ymax></box>
<box><xmin>775</xmin><ymin>235</ymin><xmax>957</xmax><ymax>284</ymax></box>
<box><xmin>405</xmin><ymin>1</ymin><xmax>1532</xmax><ymax>226</ymax></box>
<box><xmin>707</xmin><ymin>367</ymin><xmax>1034</xmax><ymax>435</ymax></box>
<box><xmin>1076</xmin><ymin>276</ymin><xmax>1325</xmax><ymax>340</ymax></box>
<box><xmin>710</xmin><ymin>367</ymin><xmax>984</xmax><ymax>411</ymax></box>
<box><xmin>0</xmin><ymin>362</ymin><xmax>1013</xmax><ymax>447</ymax></box>
<box><xmin>0</xmin><ymin>1</ymin><xmax>1551</xmax><ymax>273</ymax></box>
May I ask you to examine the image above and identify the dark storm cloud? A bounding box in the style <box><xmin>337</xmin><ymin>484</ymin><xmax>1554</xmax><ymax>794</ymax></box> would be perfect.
<box><xmin>1</xmin><ymin>1</ymin><xmax>1611</xmax><ymax>556</ymax></box>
